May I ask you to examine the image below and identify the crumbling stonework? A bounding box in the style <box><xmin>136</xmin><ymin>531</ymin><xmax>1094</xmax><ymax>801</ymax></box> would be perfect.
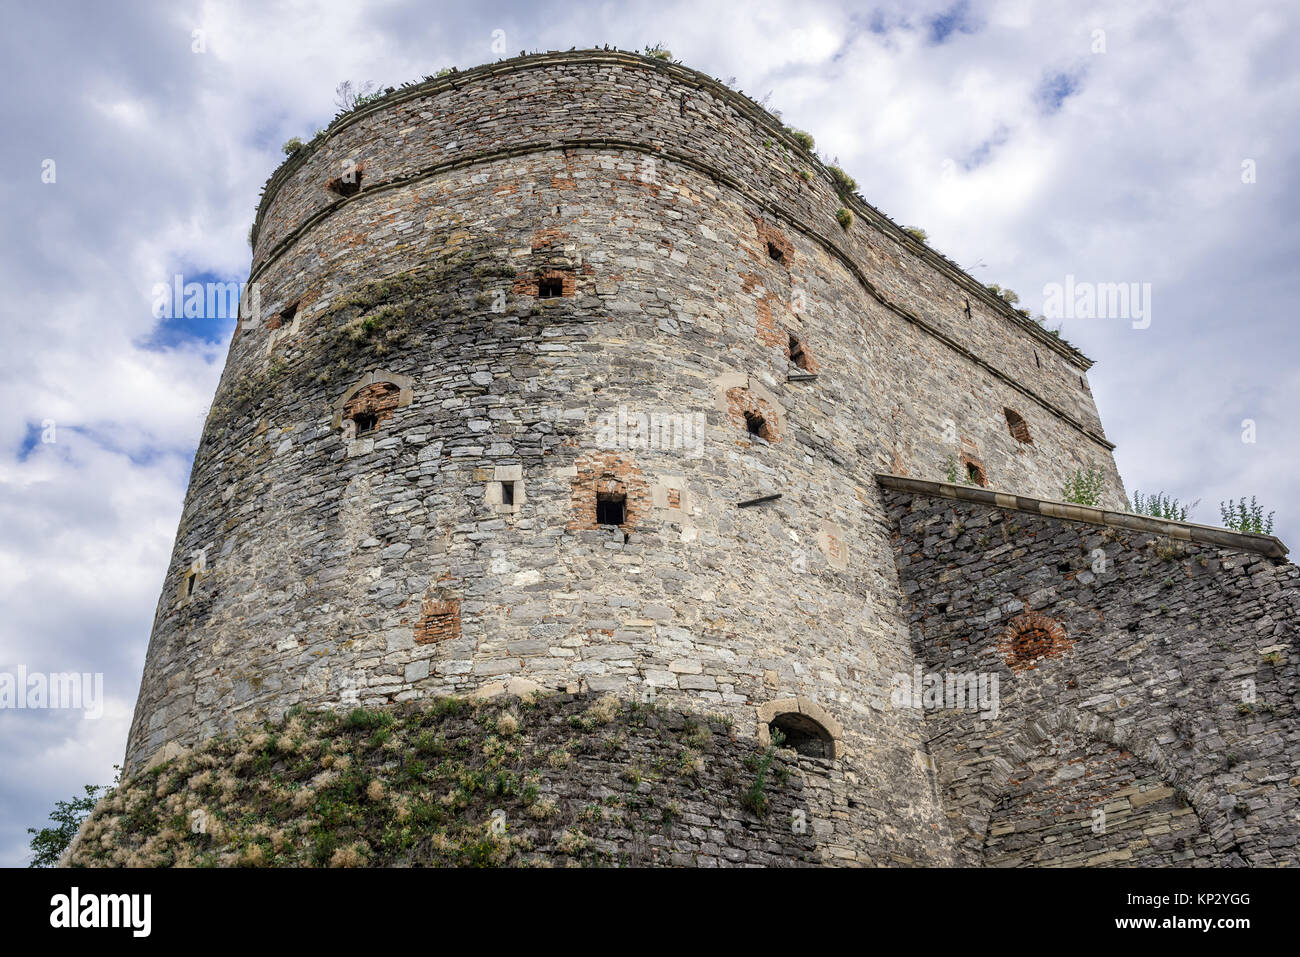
<box><xmin>122</xmin><ymin>50</ymin><xmax>1294</xmax><ymax>867</ymax></box>
<box><xmin>881</xmin><ymin>475</ymin><xmax>1298</xmax><ymax>866</ymax></box>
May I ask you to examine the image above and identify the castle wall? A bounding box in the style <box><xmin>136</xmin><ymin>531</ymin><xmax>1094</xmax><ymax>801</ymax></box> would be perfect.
<box><xmin>882</xmin><ymin>478</ymin><xmax>1299</xmax><ymax>866</ymax></box>
<box><xmin>127</xmin><ymin>53</ymin><xmax>1138</xmax><ymax>865</ymax></box>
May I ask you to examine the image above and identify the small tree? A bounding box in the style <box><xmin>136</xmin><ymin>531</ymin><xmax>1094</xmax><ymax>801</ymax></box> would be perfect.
<box><xmin>27</xmin><ymin>781</ymin><xmax>112</xmax><ymax>867</ymax></box>
<box><xmin>1220</xmin><ymin>497</ymin><xmax>1275</xmax><ymax>535</ymax></box>
<box><xmin>334</xmin><ymin>80</ymin><xmax>379</xmax><ymax>112</ymax></box>
<box><xmin>1061</xmin><ymin>467</ymin><xmax>1105</xmax><ymax>506</ymax></box>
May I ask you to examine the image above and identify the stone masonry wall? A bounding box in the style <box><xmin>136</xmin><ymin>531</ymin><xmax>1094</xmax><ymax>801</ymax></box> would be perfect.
<box><xmin>882</xmin><ymin>478</ymin><xmax>1299</xmax><ymax>866</ymax></box>
<box><xmin>126</xmin><ymin>52</ymin><xmax>1136</xmax><ymax>866</ymax></box>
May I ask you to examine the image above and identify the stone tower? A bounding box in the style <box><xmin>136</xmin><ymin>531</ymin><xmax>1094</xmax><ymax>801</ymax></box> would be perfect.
<box><xmin>125</xmin><ymin>51</ymin><xmax>1297</xmax><ymax>866</ymax></box>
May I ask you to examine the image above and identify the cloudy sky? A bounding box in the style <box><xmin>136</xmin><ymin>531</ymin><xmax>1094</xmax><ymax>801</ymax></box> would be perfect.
<box><xmin>2</xmin><ymin>0</ymin><xmax>1296</xmax><ymax>865</ymax></box>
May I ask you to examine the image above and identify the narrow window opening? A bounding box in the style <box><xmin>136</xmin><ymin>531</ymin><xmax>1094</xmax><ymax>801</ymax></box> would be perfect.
<box><xmin>537</xmin><ymin>275</ymin><xmax>564</xmax><ymax>299</ymax></box>
<box><xmin>1003</xmin><ymin>408</ymin><xmax>1032</xmax><ymax>445</ymax></box>
<box><xmin>185</xmin><ymin>573</ymin><xmax>196</xmax><ymax>597</ymax></box>
<box><xmin>1034</xmin><ymin>351</ymin><xmax>1041</xmax><ymax>369</ymax></box>
<box><xmin>966</xmin><ymin>462</ymin><xmax>987</xmax><ymax>487</ymax></box>
<box><xmin>352</xmin><ymin>411</ymin><xmax>378</xmax><ymax>436</ymax></box>
<box><xmin>326</xmin><ymin>169</ymin><xmax>363</xmax><ymax>197</ymax></box>
<box><xmin>596</xmin><ymin>492</ymin><xmax>626</xmax><ymax>527</ymax></box>
<box><xmin>767</xmin><ymin>242</ymin><xmax>785</xmax><ymax>264</ymax></box>
<box><xmin>501</xmin><ymin>481</ymin><xmax>515</xmax><ymax>506</ymax></box>
<box><xmin>744</xmin><ymin>410</ymin><xmax>767</xmax><ymax>438</ymax></box>
<box><xmin>788</xmin><ymin>333</ymin><xmax>811</xmax><ymax>371</ymax></box>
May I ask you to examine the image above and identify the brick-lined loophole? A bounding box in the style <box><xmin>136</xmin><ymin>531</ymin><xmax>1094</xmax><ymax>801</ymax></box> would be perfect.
<box><xmin>966</xmin><ymin>461</ymin><xmax>987</xmax><ymax>486</ymax></box>
<box><xmin>326</xmin><ymin>168</ymin><xmax>362</xmax><ymax>197</ymax></box>
<box><xmin>767</xmin><ymin>242</ymin><xmax>785</xmax><ymax>264</ymax></box>
<box><xmin>788</xmin><ymin>333</ymin><xmax>812</xmax><ymax>371</ymax></box>
<box><xmin>1004</xmin><ymin>407</ymin><xmax>1032</xmax><ymax>444</ymax></box>
<box><xmin>769</xmin><ymin>712</ymin><xmax>834</xmax><ymax>759</ymax></box>
<box><xmin>343</xmin><ymin>380</ymin><xmax>402</xmax><ymax>436</ymax></box>
<box><xmin>538</xmin><ymin>275</ymin><xmax>564</xmax><ymax>298</ymax></box>
<box><xmin>596</xmin><ymin>491</ymin><xmax>626</xmax><ymax>526</ymax></box>
<box><xmin>744</xmin><ymin>410</ymin><xmax>770</xmax><ymax>439</ymax></box>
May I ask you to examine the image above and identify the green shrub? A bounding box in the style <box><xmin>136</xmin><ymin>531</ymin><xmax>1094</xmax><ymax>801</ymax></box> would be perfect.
<box><xmin>785</xmin><ymin>127</ymin><xmax>815</xmax><ymax>152</ymax></box>
<box><xmin>1220</xmin><ymin>497</ymin><xmax>1275</xmax><ymax>535</ymax></box>
<box><xmin>1061</xmin><ymin>467</ymin><xmax>1105</xmax><ymax>506</ymax></box>
<box><xmin>835</xmin><ymin>207</ymin><xmax>853</xmax><ymax>229</ymax></box>
<box><xmin>1129</xmin><ymin>491</ymin><xmax>1195</xmax><ymax>522</ymax></box>
<box><xmin>827</xmin><ymin>165</ymin><xmax>857</xmax><ymax>195</ymax></box>
<box><xmin>903</xmin><ymin>226</ymin><xmax>928</xmax><ymax>243</ymax></box>
<box><xmin>281</xmin><ymin>137</ymin><xmax>304</xmax><ymax>155</ymax></box>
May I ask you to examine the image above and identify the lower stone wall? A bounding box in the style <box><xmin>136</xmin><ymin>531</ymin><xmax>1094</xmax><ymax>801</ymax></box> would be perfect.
<box><xmin>881</xmin><ymin>480</ymin><xmax>1300</xmax><ymax>866</ymax></box>
<box><xmin>70</xmin><ymin>693</ymin><xmax>829</xmax><ymax>868</ymax></box>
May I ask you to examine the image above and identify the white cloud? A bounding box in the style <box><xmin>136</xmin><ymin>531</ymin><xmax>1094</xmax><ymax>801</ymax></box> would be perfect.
<box><xmin>1</xmin><ymin>0</ymin><xmax>1296</xmax><ymax>865</ymax></box>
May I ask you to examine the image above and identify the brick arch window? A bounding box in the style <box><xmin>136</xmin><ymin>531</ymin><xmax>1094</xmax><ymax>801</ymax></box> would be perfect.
<box><xmin>331</xmin><ymin>370</ymin><xmax>413</xmax><ymax>441</ymax></box>
<box><xmin>1004</xmin><ymin>407</ymin><xmax>1032</xmax><ymax>445</ymax></box>
<box><xmin>344</xmin><ymin>381</ymin><xmax>401</xmax><ymax>436</ymax></box>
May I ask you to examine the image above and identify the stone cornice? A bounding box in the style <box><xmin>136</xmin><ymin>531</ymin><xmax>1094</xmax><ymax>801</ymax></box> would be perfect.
<box><xmin>252</xmin><ymin>49</ymin><xmax>1093</xmax><ymax>370</ymax></box>
<box><xmin>876</xmin><ymin>473</ymin><xmax>1290</xmax><ymax>559</ymax></box>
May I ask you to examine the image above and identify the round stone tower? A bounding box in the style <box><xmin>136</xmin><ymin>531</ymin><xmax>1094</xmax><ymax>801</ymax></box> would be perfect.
<box><xmin>125</xmin><ymin>50</ymin><xmax>1125</xmax><ymax>865</ymax></box>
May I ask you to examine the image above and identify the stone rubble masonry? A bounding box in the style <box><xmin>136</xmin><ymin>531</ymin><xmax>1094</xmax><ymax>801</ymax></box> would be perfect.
<box><xmin>881</xmin><ymin>475</ymin><xmax>1298</xmax><ymax>866</ymax></box>
<box><xmin>121</xmin><ymin>51</ymin><xmax>1293</xmax><ymax>866</ymax></box>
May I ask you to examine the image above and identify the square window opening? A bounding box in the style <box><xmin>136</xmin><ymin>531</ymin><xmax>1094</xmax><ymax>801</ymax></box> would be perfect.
<box><xmin>596</xmin><ymin>492</ymin><xmax>626</xmax><ymax>526</ymax></box>
<box><xmin>353</xmin><ymin>412</ymin><xmax>378</xmax><ymax>436</ymax></box>
<box><xmin>501</xmin><ymin>481</ymin><xmax>515</xmax><ymax>506</ymax></box>
<box><xmin>538</xmin><ymin>275</ymin><xmax>564</xmax><ymax>299</ymax></box>
<box><xmin>744</xmin><ymin>410</ymin><xmax>767</xmax><ymax>438</ymax></box>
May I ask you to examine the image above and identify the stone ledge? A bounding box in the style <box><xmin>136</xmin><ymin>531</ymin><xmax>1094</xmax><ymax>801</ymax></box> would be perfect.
<box><xmin>251</xmin><ymin>49</ymin><xmax>1090</xmax><ymax>369</ymax></box>
<box><xmin>875</xmin><ymin>473</ymin><xmax>1289</xmax><ymax>559</ymax></box>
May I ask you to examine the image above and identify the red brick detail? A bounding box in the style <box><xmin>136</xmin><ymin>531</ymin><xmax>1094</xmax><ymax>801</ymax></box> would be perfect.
<box><xmin>666</xmin><ymin>488</ymin><xmax>681</xmax><ymax>509</ymax></box>
<box><xmin>1004</xmin><ymin>407</ymin><xmax>1033</xmax><ymax>444</ymax></box>
<box><xmin>567</xmin><ymin>451</ymin><xmax>651</xmax><ymax>531</ymax></box>
<box><xmin>753</xmin><ymin>218</ymin><xmax>794</xmax><ymax>269</ymax></box>
<box><xmin>739</xmin><ymin>271</ymin><xmax>786</xmax><ymax>349</ymax></box>
<box><xmin>414</xmin><ymin>596</ymin><xmax>461</xmax><ymax>645</ymax></box>
<box><xmin>998</xmin><ymin>611</ymin><xmax>1073</xmax><ymax>672</ymax></box>
<box><xmin>725</xmin><ymin>387</ymin><xmax>781</xmax><ymax>443</ymax></box>
<box><xmin>959</xmin><ymin>441</ymin><xmax>988</xmax><ymax>487</ymax></box>
<box><xmin>513</xmin><ymin>269</ymin><xmax>576</xmax><ymax>298</ymax></box>
<box><xmin>530</xmin><ymin>228</ymin><xmax>569</xmax><ymax>251</ymax></box>
<box><xmin>343</xmin><ymin>381</ymin><xmax>402</xmax><ymax>433</ymax></box>
<box><xmin>787</xmin><ymin>332</ymin><xmax>818</xmax><ymax>373</ymax></box>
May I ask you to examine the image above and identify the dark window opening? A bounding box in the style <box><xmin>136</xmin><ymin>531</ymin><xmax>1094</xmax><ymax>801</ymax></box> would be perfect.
<box><xmin>501</xmin><ymin>481</ymin><xmax>515</xmax><ymax>506</ymax></box>
<box><xmin>768</xmin><ymin>713</ymin><xmax>834</xmax><ymax>759</ymax></box>
<box><xmin>1003</xmin><ymin>408</ymin><xmax>1032</xmax><ymax>444</ymax></box>
<box><xmin>596</xmin><ymin>492</ymin><xmax>626</xmax><ymax>527</ymax></box>
<box><xmin>1034</xmin><ymin>351</ymin><xmax>1041</xmax><ymax>369</ymax></box>
<box><xmin>352</xmin><ymin>412</ymin><xmax>378</xmax><ymax>435</ymax></box>
<box><xmin>538</xmin><ymin>275</ymin><xmax>564</xmax><ymax>299</ymax></box>
<box><xmin>767</xmin><ymin>242</ymin><xmax>785</xmax><ymax>264</ymax></box>
<box><xmin>744</xmin><ymin>411</ymin><xmax>767</xmax><ymax>438</ymax></box>
<box><xmin>281</xmin><ymin>301</ymin><xmax>299</xmax><ymax>323</ymax></box>
<box><xmin>327</xmin><ymin>168</ymin><xmax>362</xmax><ymax>197</ymax></box>
<box><xmin>966</xmin><ymin>461</ymin><xmax>987</xmax><ymax>486</ymax></box>
<box><xmin>788</xmin><ymin>333</ymin><xmax>811</xmax><ymax>371</ymax></box>
<box><xmin>185</xmin><ymin>573</ymin><xmax>196</xmax><ymax>597</ymax></box>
